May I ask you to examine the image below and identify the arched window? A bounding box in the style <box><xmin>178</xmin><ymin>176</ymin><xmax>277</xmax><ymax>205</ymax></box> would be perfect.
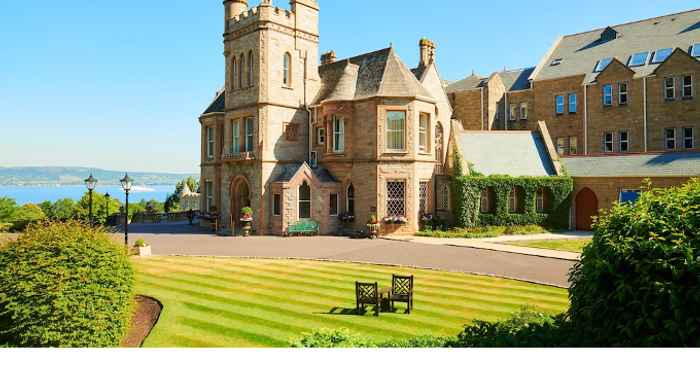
<box><xmin>231</xmin><ymin>56</ymin><xmax>237</xmax><ymax>90</ymax></box>
<box><xmin>283</xmin><ymin>52</ymin><xmax>292</xmax><ymax>86</ymax></box>
<box><xmin>509</xmin><ymin>186</ymin><xmax>525</xmax><ymax>214</ymax></box>
<box><xmin>238</xmin><ymin>53</ymin><xmax>245</xmax><ymax>89</ymax></box>
<box><xmin>435</xmin><ymin>122</ymin><xmax>444</xmax><ymax>174</ymax></box>
<box><xmin>480</xmin><ymin>187</ymin><xmax>496</xmax><ymax>214</ymax></box>
<box><xmin>347</xmin><ymin>184</ymin><xmax>355</xmax><ymax>216</ymax></box>
<box><xmin>247</xmin><ymin>51</ymin><xmax>254</xmax><ymax>87</ymax></box>
<box><xmin>298</xmin><ymin>181</ymin><xmax>311</xmax><ymax>219</ymax></box>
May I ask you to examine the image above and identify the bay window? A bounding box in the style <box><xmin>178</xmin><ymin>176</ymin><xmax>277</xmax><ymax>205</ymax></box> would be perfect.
<box><xmin>231</xmin><ymin>120</ymin><xmax>240</xmax><ymax>154</ymax></box>
<box><xmin>386</xmin><ymin>111</ymin><xmax>406</xmax><ymax>151</ymax></box>
<box><xmin>386</xmin><ymin>180</ymin><xmax>406</xmax><ymax>217</ymax></box>
<box><xmin>244</xmin><ymin>117</ymin><xmax>254</xmax><ymax>152</ymax></box>
<box><xmin>333</xmin><ymin>116</ymin><xmax>345</xmax><ymax>153</ymax></box>
<box><xmin>419</xmin><ymin>113</ymin><xmax>429</xmax><ymax>152</ymax></box>
<box><xmin>206</xmin><ymin>127</ymin><xmax>215</xmax><ymax>159</ymax></box>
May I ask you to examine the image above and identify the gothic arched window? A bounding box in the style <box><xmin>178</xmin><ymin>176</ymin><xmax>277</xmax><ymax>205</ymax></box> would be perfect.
<box><xmin>247</xmin><ymin>51</ymin><xmax>254</xmax><ymax>87</ymax></box>
<box><xmin>238</xmin><ymin>53</ymin><xmax>245</xmax><ymax>89</ymax></box>
<box><xmin>231</xmin><ymin>56</ymin><xmax>237</xmax><ymax>90</ymax></box>
<box><xmin>299</xmin><ymin>181</ymin><xmax>311</xmax><ymax>219</ymax></box>
<box><xmin>346</xmin><ymin>184</ymin><xmax>355</xmax><ymax>216</ymax></box>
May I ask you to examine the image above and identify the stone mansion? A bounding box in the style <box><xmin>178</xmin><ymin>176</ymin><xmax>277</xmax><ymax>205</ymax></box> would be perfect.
<box><xmin>200</xmin><ymin>1</ymin><xmax>700</xmax><ymax>234</ymax></box>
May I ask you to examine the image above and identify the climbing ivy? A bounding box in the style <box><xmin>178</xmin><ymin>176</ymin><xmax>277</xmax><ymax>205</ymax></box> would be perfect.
<box><xmin>451</xmin><ymin>175</ymin><xmax>573</xmax><ymax>229</ymax></box>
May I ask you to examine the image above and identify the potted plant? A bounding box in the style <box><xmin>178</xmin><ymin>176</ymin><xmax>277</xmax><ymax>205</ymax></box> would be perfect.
<box><xmin>366</xmin><ymin>213</ymin><xmax>380</xmax><ymax>239</ymax></box>
<box><xmin>240</xmin><ymin>207</ymin><xmax>253</xmax><ymax>237</ymax></box>
<box><xmin>134</xmin><ymin>239</ymin><xmax>152</xmax><ymax>257</ymax></box>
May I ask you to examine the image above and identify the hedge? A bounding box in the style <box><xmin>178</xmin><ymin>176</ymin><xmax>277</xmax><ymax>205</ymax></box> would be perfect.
<box><xmin>569</xmin><ymin>179</ymin><xmax>700</xmax><ymax>347</ymax></box>
<box><xmin>0</xmin><ymin>221</ymin><xmax>134</xmax><ymax>347</ymax></box>
<box><xmin>451</xmin><ymin>175</ymin><xmax>573</xmax><ymax>229</ymax></box>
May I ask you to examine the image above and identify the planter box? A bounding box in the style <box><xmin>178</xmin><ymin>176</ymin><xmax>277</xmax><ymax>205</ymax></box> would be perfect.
<box><xmin>137</xmin><ymin>245</ymin><xmax>152</xmax><ymax>257</ymax></box>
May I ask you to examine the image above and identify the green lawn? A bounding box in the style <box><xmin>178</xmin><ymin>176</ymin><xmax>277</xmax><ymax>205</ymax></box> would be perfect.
<box><xmin>504</xmin><ymin>238</ymin><xmax>592</xmax><ymax>253</ymax></box>
<box><xmin>134</xmin><ymin>257</ymin><xmax>569</xmax><ymax>347</ymax></box>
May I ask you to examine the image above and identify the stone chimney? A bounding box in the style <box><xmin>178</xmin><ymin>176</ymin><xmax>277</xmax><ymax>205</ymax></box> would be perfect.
<box><xmin>419</xmin><ymin>38</ymin><xmax>436</xmax><ymax>66</ymax></box>
<box><xmin>321</xmin><ymin>50</ymin><xmax>337</xmax><ymax>65</ymax></box>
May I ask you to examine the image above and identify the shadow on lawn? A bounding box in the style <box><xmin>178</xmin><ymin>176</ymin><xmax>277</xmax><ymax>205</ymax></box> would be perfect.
<box><xmin>320</xmin><ymin>306</ymin><xmax>405</xmax><ymax>316</ymax></box>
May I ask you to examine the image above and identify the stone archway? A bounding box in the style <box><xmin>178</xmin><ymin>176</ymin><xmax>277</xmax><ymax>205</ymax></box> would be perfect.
<box><xmin>575</xmin><ymin>187</ymin><xmax>598</xmax><ymax>231</ymax></box>
<box><xmin>230</xmin><ymin>176</ymin><xmax>251</xmax><ymax>233</ymax></box>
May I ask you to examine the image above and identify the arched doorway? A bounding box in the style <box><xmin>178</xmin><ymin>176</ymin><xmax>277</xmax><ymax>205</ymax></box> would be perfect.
<box><xmin>575</xmin><ymin>187</ymin><xmax>598</xmax><ymax>231</ymax></box>
<box><xmin>230</xmin><ymin>177</ymin><xmax>251</xmax><ymax>233</ymax></box>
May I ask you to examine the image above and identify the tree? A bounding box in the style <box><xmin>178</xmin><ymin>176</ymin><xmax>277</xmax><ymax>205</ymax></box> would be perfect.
<box><xmin>50</xmin><ymin>198</ymin><xmax>79</xmax><ymax>221</ymax></box>
<box><xmin>0</xmin><ymin>197</ymin><xmax>18</xmax><ymax>223</ymax></box>
<box><xmin>165</xmin><ymin>177</ymin><xmax>199</xmax><ymax>212</ymax></box>
<box><xmin>9</xmin><ymin>204</ymin><xmax>46</xmax><ymax>231</ymax></box>
<box><xmin>76</xmin><ymin>192</ymin><xmax>121</xmax><ymax>225</ymax></box>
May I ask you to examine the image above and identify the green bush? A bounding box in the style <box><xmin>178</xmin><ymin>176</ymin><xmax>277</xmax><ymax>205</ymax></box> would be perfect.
<box><xmin>449</xmin><ymin>308</ymin><xmax>574</xmax><ymax>347</ymax></box>
<box><xmin>0</xmin><ymin>223</ymin><xmax>11</xmax><ymax>233</ymax></box>
<box><xmin>0</xmin><ymin>221</ymin><xmax>134</xmax><ymax>347</ymax></box>
<box><xmin>451</xmin><ymin>175</ymin><xmax>573</xmax><ymax>229</ymax></box>
<box><xmin>416</xmin><ymin>224</ymin><xmax>548</xmax><ymax>239</ymax></box>
<box><xmin>569</xmin><ymin>179</ymin><xmax>700</xmax><ymax>347</ymax></box>
<box><xmin>291</xmin><ymin>328</ymin><xmax>376</xmax><ymax>348</ymax></box>
<box><xmin>8</xmin><ymin>204</ymin><xmax>46</xmax><ymax>232</ymax></box>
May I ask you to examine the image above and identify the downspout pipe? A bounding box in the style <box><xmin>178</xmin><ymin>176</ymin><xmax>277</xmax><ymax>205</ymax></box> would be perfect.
<box><xmin>504</xmin><ymin>91</ymin><xmax>509</xmax><ymax>130</ymax></box>
<box><xmin>480</xmin><ymin>87</ymin><xmax>485</xmax><ymax>130</ymax></box>
<box><xmin>643</xmin><ymin>76</ymin><xmax>648</xmax><ymax>152</ymax></box>
<box><xmin>583</xmin><ymin>83</ymin><xmax>588</xmax><ymax>155</ymax></box>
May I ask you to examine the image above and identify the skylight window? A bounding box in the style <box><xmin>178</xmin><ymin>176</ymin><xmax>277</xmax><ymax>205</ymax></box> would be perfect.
<box><xmin>550</xmin><ymin>58</ymin><xmax>563</xmax><ymax>66</ymax></box>
<box><xmin>594</xmin><ymin>58</ymin><xmax>612</xmax><ymax>73</ymax></box>
<box><xmin>692</xmin><ymin>43</ymin><xmax>700</xmax><ymax>58</ymax></box>
<box><xmin>628</xmin><ymin>51</ymin><xmax>649</xmax><ymax>67</ymax></box>
<box><xmin>651</xmin><ymin>48</ymin><xmax>673</xmax><ymax>64</ymax></box>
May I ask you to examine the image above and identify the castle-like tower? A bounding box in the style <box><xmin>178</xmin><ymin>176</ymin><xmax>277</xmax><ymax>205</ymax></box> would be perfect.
<box><xmin>200</xmin><ymin>0</ymin><xmax>321</xmax><ymax>233</ymax></box>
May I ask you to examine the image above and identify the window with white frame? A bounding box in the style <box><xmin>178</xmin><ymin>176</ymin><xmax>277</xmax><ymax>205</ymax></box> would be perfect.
<box><xmin>665</xmin><ymin>78</ymin><xmax>676</xmax><ymax>100</ymax></box>
<box><xmin>536</xmin><ymin>188</ymin><xmax>550</xmax><ymax>213</ymax></box>
<box><xmin>206</xmin><ymin>127</ymin><xmax>215</xmax><ymax>159</ymax></box>
<box><xmin>273</xmin><ymin>193</ymin><xmax>281</xmax><ymax>216</ymax></box>
<box><xmin>619</xmin><ymin>83</ymin><xmax>629</xmax><ymax>105</ymax></box>
<box><xmin>346</xmin><ymin>184</ymin><xmax>355</xmax><ymax>215</ymax></box>
<box><xmin>556</xmin><ymin>137</ymin><xmax>567</xmax><ymax>155</ymax></box>
<box><xmin>386</xmin><ymin>180</ymin><xmax>406</xmax><ymax>217</ymax></box>
<box><xmin>569</xmin><ymin>136</ymin><xmax>578</xmax><ymax>155</ymax></box>
<box><xmin>419</xmin><ymin>113</ymin><xmax>430</xmax><ymax>152</ymax></box>
<box><xmin>437</xmin><ymin>182</ymin><xmax>450</xmax><ymax>211</ymax></box>
<box><xmin>386</xmin><ymin>111</ymin><xmax>406</xmax><ymax>151</ymax></box>
<box><xmin>555</xmin><ymin>95</ymin><xmax>565</xmax><ymax>114</ymax></box>
<box><xmin>603</xmin><ymin>84</ymin><xmax>613</xmax><ymax>106</ymax></box>
<box><xmin>419</xmin><ymin>181</ymin><xmax>429</xmax><ymax>214</ymax></box>
<box><xmin>317</xmin><ymin>127</ymin><xmax>325</xmax><ymax>145</ymax></box>
<box><xmin>619</xmin><ymin>130</ymin><xmax>629</xmax><ymax>152</ymax></box>
<box><xmin>520</xmin><ymin>103</ymin><xmax>528</xmax><ymax>120</ymax></box>
<box><xmin>244</xmin><ymin>117</ymin><xmax>254</xmax><ymax>152</ymax></box>
<box><xmin>683</xmin><ymin>127</ymin><xmax>695</xmax><ymax>149</ymax></box>
<box><xmin>569</xmin><ymin>93</ymin><xmax>577</xmax><ymax>113</ymax></box>
<box><xmin>231</xmin><ymin>120</ymin><xmax>240</xmax><ymax>154</ymax></box>
<box><xmin>682</xmin><ymin>75</ymin><xmax>693</xmax><ymax>98</ymax></box>
<box><xmin>332</xmin><ymin>116</ymin><xmax>345</xmax><ymax>153</ymax></box>
<box><xmin>283</xmin><ymin>52</ymin><xmax>292</xmax><ymax>86</ymax></box>
<box><xmin>509</xmin><ymin>104</ymin><xmax>517</xmax><ymax>121</ymax></box>
<box><xmin>205</xmin><ymin>181</ymin><xmax>213</xmax><ymax>212</ymax></box>
<box><xmin>604</xmin><ymin>132</ymin><xmax>614</xmax><ymax>152</ymax></box>
<box><xmin>330</xmin><ymin>193</ymin><xmax>339</xmax><ymax>216</ymax></box>
<box><xmin>298</xmin><ymin>181</ymin><xmax>311</xmax><ymax>219</ymax></box>
<box><xmin>665</xmin><ymin>128</ymin><xmax>677</xmax><ymax>150</ymax></box>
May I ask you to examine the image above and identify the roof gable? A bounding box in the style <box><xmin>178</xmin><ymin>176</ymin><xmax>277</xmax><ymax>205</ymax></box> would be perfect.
<box><xmin>651</xmin><ymin>47</ymin><xmax>700</xmax><ymax>75</ymax></box>
<box><xmin>595</xmin><ymin>58</ymin><xmax>635</xmax><ymax>81</ymax></box>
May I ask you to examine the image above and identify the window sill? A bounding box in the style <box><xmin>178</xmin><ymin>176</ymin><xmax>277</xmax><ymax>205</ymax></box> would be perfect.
<box><xmin>665</xmin><ymin>98</ymin><xmax>676</xmax><ymax>102</ymax></box>
<box><xmin>568</xmin><ymin>112</ymin><xmax>577</xmax><ymax>115</ymax></box>
<box><xmin>282</xmin><ymin>85</ymin><xmax>294</xmax><ymax>90</ymax></box>
<box><xmin>682</xmin><ymin>96</ymin><xmax>694</xmax><ymax>100</ymax></box>
<box><xmin>382</xmin><ymin>151</ymin><xmax>409</xmax><ymax>156</ymax></box>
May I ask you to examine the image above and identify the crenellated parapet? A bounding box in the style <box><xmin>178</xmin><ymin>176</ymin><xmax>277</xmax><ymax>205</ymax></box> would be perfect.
<box><xmin>225</xmin><ymin>1</ymin><xmax>319</xmax><ymax>40</ymax></box>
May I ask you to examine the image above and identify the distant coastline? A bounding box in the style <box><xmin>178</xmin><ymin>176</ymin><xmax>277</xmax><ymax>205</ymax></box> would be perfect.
<box><xmin>0</xmin><ymin>166</ymin><xmax>197</xmax><ymax>187</ymax></box>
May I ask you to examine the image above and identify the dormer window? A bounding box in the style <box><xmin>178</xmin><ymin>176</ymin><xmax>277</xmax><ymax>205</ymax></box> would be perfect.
<box><xmin>692</xmin><ymin>43</ymin><xmax>700</xmax><ymax>58</ymax></box>
<box><xmin>628</xmin><ymin>51</ymin><xmax>649</xmax><ymax>67</ymax></box>
<box><xmin>651</xmin><ymin>48</ymin><xmax>673</xmax><ymax>64</ymax></box>
<box><xmin>550</xmin><ymin>58</ymin><xmax>563</xmax><ymax>66</ymax></box>
<box><xmin>600</xmin><ymin>27</ymin><xmax>618</xmax><ymax>42</ymax></box>
<box><xmin>594</xmin><ymin>58</ymin><xmax>612</xmax><ymax>73</ymax></box>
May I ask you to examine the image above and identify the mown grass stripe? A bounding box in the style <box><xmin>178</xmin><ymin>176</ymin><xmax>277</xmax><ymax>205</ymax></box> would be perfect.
<box><xmin>177</xmin><ymin>316</ymin><xmax>289</xmax><ymax>347</ymax></box>
<box><xmin>136</xmin><ymin>262</ymin><xmax>556</xmax><ymax>325</ymax></box>
<box><xmin>138</xmin><ymin>258</ymin><xmax>567</xmax><ymax>312</ymax></box>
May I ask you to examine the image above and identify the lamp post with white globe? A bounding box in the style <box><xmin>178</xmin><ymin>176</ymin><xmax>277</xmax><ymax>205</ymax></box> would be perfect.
<box><xmin>120</xmin><ymin>173</ymin><xmax>133</xmax><ymax>246</ymax></box>
<box><xmin>84</xmin><ymin>174</ymin><xmax>98</xmax><ymax>225</ymax></box>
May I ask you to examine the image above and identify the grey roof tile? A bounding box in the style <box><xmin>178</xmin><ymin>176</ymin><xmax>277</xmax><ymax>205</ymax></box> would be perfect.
<box><xmin>533</xmin><ymin>8</ymin><xmax>700</xmax><ymax>83</ymax></box>
<box><xmin>202</xmin><ymin>89</ymin><xmax>225</xmax><ymax>115</ymax></box>
<box><xmin>445</xmin><ymin>74</ymin><xmax>486</xmax><ymax>93</ymax></box>
<box><xmin>456</xmin><ymin>131</ymin><xmax>556</xmax><ymax>177</ymax></box>
<box><xmin>496</xmin><ymin>67</ymin><xmax>535</xmax><ymax>91</ymax></box>
<box><xmin>562</xmin><ymin>152</ymin><xmax>700</xmax><ymax>177</ymax></box>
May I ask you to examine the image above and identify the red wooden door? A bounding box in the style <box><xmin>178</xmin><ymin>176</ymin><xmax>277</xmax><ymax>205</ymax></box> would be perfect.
<box><xmin>575</xmin><ymin>188</ymin><xmax>598</xmax><ymax>231</ymax></box>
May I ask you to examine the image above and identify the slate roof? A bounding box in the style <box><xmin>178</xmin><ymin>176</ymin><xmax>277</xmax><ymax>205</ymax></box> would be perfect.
<box><xmin>313</xmin><ymin>48</ymin><xmax>434</xmax><ymax>104</ymax></box>
<box><xmin>202</xmin><ymin>89</ymin><xmax>225</xmax><ymax>115</ymax></box>
<box><xmin>272</xmin><ymin>163</ymin><xmax>338</xmax><ymax>183</ymax></box>
<box><xmin>561</xmin><ymin>152</ymin><xmax>700</xmax><ymax>177</ymax></box>
<box><xmin>532</xmin><ymin>8</ymin><xmax>700</xmax><ymax>83</ymax></box>
<box><xmin>495</xmin><ymin>67</ymin><xmax>535</xmax><ymax>91</ymax></box>
<box><xmin>456</xmin><ymin>131</ymin><xmax>557</xmax><ymax>177</ymax></box>
<box><xmin>445</xmin><ymin>74</ymin><xmax>486</xmax><ymax>93</ymax></box>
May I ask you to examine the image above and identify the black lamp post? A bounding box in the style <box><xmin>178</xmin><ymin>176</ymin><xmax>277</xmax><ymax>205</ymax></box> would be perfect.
<box><xmin>120</xmin><ymin>173</ymin><xmax>133</xmax><ymax>246</ymax></box>
<box><xmin>105</xmin><ymin>193</ymin><xmax>111</xmax><ymax>225</ymax></box>
<box><xmin>84</xmin><ymin>174</ymin><xmax>98</xmax><ymax>225</ymax></box>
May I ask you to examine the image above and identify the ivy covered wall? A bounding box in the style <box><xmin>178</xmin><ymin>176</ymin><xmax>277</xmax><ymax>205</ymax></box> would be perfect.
<box><xmin>451</xmin><ymin>175</ymin><xmax>574</xmax><ymax>229</ymax></box>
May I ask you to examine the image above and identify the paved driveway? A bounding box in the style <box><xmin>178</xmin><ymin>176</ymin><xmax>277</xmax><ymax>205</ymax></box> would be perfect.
<box><xmin>121</xmin><ymin>223</ymin><xmax>575</xmax><ymax>288</ymax></box>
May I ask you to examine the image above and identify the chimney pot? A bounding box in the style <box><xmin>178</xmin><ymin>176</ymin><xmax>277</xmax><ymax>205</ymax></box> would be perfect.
<box><xmin>321</xmin><ymin>50</ymin><xmax>337</xmax><ymax>65</ymax></box>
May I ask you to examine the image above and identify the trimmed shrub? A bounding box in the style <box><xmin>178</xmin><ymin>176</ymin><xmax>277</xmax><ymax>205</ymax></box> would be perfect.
<box><xmin>0</xmin><ymin>221</ymin><xmax>134</xmax><ymax>347</ymax></box>
<box><xmin>569</xmin><ymin>179</ymin><xmax>700</xmax><ymax>347</ymax></box>
<box><xmin>291</xmin><ymin>328</ymin><xmax>376</xmax><ymax>348</ymax></box>
<box><xmin>8</xmin><ymin>204</ymin><xmax>46</xmax><ymax>232</ymax></box>
<box><xmin>416</xmin><ymin>224</ymin><xmax>548</xmax><ymax>239</ymax></box>
<box><xmin>451</xmin><ymin>175</ymin><xmax>573</xmax><ymax>229</ymax></box>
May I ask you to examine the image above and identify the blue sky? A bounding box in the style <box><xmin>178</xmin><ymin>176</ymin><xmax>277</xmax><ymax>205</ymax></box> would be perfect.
<box><xmin>0</xmin><ymin>0</ymin><xmax>696</xmax><ymax>173</ymax></box>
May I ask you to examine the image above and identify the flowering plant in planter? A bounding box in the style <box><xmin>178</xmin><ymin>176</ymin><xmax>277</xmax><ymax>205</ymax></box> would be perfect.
<box><xmin>367</xmin><ymin>213</ymin><xmax>379</xmax><ymax>225</ymax></box>
<box><xmin>339</xmin><ymin>213</ymin><xmax>355</xmax><ymax>223</ymax></box>
<box><xmin>240</xmin><ymin>207</ymin><xmax>254</xmax><ymax>222</ymax></box>
<box><xmin>383</xmin><ymin>216</ymin><xmax>408</xmax><ymax>225</ymax></box>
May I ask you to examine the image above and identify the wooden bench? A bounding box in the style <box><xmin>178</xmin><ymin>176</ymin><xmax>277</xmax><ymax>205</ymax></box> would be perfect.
<box><xmin>285</xmin><ymin>219</ymin><xmax>319</xmax><ymax>236</ymax></box>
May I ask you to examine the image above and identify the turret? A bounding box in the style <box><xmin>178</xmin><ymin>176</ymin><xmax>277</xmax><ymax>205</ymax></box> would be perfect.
<box><xmin>224</xmin><ymin>0</ymin><xmax>249</xmax><ymax>23</ymax></box>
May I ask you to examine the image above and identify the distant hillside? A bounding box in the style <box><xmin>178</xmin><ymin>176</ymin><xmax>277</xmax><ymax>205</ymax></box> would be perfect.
<box><xmin>0</xmin><ymin>167</ymin><xmax>198</xmax><ymax>186</ymax></box>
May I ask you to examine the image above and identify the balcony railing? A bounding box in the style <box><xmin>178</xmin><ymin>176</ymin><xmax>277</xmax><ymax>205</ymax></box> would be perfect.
<box><xmin>222</xmin><ymin>150</ymin><xmax>255</xmax><ymax>162</ymax></box>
